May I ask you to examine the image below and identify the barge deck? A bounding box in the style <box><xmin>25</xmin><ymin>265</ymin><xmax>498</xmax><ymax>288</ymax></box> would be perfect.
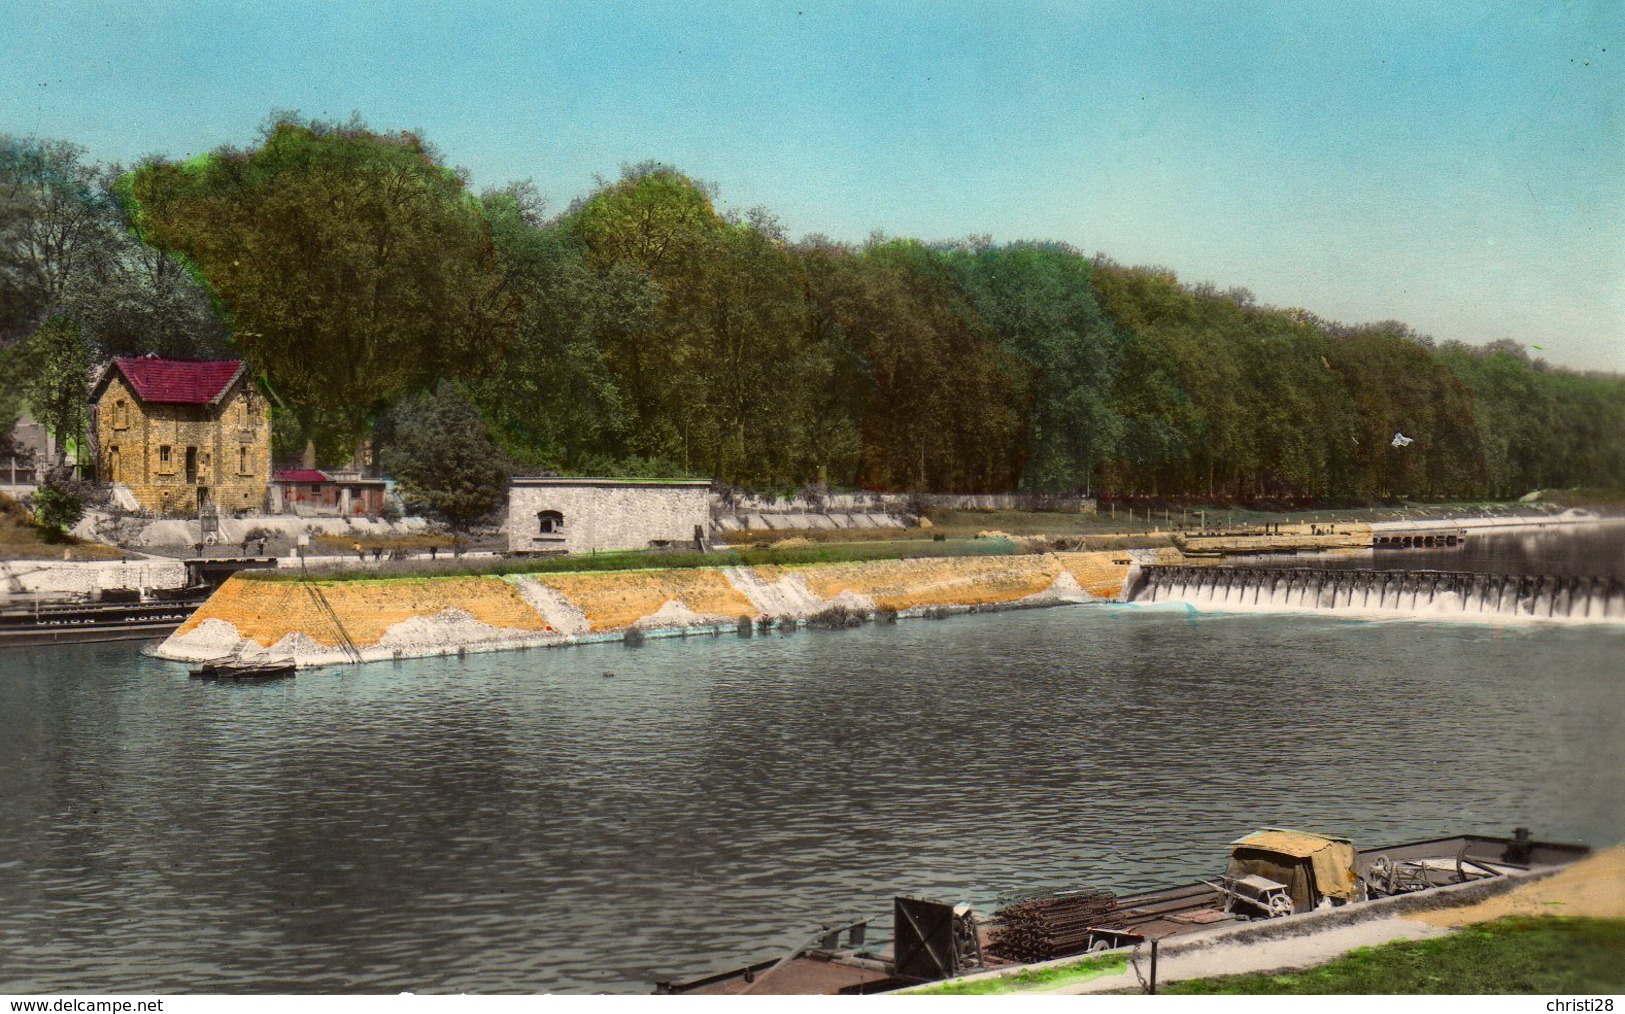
<box><xmin>655</xmin><ymin>829</ymin><xmax>1589</xmax><ymax>996</ymax></box>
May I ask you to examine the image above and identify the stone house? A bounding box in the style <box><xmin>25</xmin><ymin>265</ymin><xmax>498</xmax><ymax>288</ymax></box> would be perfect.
<box><xmin>508</xmin><ymin>477</ymin><xmax>712</xmax><ymax>554</ymax></box>
<box><xmin>89</xmin><ymin>356</ymin><xmax>271</xmax><ymax>515</ymax></box>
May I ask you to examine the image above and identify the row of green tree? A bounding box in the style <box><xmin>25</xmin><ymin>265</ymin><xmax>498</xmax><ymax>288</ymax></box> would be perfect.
<box><xmin>3</xmin><ymin>116</ymin><xmax>1621</xmax><ymax>500</ymax></box>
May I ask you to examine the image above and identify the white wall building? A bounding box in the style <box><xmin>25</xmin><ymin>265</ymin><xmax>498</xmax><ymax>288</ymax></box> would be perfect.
<box><xmin>507</xmin><ymin>477</ymin><xmax>712</xmax><ymax>554</ymax></box>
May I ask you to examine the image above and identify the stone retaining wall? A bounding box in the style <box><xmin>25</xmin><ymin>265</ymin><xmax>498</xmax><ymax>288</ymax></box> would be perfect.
<box><xmin>0</xmin><ymin>558</ymin><xmax>189</xmax><ymax>597</ymax></box>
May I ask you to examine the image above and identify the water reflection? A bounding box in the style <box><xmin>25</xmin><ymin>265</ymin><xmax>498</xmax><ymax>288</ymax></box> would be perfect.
<box><xmin>1</xmin><ymin>607</ymin><xmax>1620</xmax><ymax>993</ymax></box>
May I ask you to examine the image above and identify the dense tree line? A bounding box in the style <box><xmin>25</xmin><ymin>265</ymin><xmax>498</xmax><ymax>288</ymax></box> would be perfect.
<box><xmin>1</xmin><ymin>135</ymin><xmax>229</xmax><ymax>465</ymax></box>
<box><xmin>3</xmin><ymin>116</ymin><xmax>1622</xmax><ymax>500</ymax></box>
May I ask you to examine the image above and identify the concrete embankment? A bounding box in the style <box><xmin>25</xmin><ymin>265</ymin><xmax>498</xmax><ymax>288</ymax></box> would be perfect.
<box><xmin>1175</xmin><ymin>524</ymin><xmax>1371</xmax><ymax>556</ymax></box>
<box><xmin>1369</xmin><ymin>508</ymin><xmax>1611</xmax><ymax>535</ymax></box>
<box><xmin>153</xmin><ymin>551</ymin><xmax>1138</xmax><ymax>666</ymax></box>
<box><xmin>1170</xmin><ymin>511</ymin><xmax>1614</xmax><ymax>557</ymax></box>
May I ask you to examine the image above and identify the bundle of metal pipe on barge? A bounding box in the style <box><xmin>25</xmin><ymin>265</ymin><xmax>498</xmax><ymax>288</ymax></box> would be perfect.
<box><xmin>652</xmin><ymin>828</ymin><xmax>1590</xmax><ymax>995</ymax></box>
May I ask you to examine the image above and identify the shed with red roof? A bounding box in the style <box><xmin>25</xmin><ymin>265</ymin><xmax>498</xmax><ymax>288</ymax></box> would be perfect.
<box><xmin>269</xmin><ymin>467</ymin><xmax>388</xmax><ymax>517</ymax></box>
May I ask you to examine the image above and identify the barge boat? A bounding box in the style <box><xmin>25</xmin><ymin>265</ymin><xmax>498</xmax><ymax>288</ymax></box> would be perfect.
<box><xmin>654</xmin><ymin>827</ymin><xmax>1589</xmax><ymax>995</ymax></box>
<box><xmin>0</xmin><ymin>589</ymin><xmax>210</xmax><ymax>648</ymax></box>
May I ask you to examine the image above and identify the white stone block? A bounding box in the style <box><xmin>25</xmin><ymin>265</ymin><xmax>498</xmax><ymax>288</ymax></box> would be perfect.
<box><xmin>508</xmin><ymin>478</ymin><xmax>712</xmax><ymax>554</ymax></box>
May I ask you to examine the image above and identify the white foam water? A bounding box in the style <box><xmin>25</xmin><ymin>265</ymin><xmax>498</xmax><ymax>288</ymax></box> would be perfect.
<box><xmin>1133</xmin><ymin>565</ymin><xmax>1625</xmax><ymax>625</ymax></box>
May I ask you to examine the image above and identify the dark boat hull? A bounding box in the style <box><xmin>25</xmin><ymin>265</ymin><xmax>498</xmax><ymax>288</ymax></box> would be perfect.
<box><xmin>189</xmin><ymin>662</ymin><xmax>295</xmax><ymax>682</ymax></box>
<box><xmin>0</xmin><ymin>597</ymin><xmax>207</xmax><ymax>648</ymax></box>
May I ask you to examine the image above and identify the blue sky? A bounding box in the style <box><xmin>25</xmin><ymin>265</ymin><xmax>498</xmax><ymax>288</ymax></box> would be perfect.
<box><xmin>5</xmin><ymin>1</ymin><xmax>1621</xmax><ymax>369</ymax></box>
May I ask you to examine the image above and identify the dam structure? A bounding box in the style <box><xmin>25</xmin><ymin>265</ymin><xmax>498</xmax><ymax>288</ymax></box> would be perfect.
<box><xmin>1130</xmin><ymin>565</ymin><xmax>1625</xmax><ymax>623</ymax></box>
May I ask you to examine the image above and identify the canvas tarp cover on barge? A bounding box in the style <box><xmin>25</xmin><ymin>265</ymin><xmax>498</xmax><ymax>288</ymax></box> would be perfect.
<box><xmin>1228</xmin><ymin>830</ymin><xmax>1358</xmax><ymax>907</ymax></box>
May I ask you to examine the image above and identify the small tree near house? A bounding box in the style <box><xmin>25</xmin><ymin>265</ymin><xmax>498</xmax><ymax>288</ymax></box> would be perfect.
<box><xmin>379</xmin><ymin>384</ymin><xmax>510</xmax><ymax>534</ymax></box>
<box><xmin>20</xmin><ymin>316</ymin><xmax>89</xmax><ymax>469</ymax></box>
<box><xmin>31</xmin><ymin>479</ymin><xmax>85</xmax><ymax>542</ymax></box>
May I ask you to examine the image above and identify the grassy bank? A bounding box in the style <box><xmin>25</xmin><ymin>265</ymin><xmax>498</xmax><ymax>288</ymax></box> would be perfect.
<box><xmin>0</xmin><ymin>493</ymin><xmax>123</xmax><ymax>561</ymax></box>
<box><xmin>243</xmin><ymin>534</ymin><xmax>1021</xmax><ymax>582</ymax></box>
<box><xmin>1165</xmin><ymin>917</ymin><xmax>1625</xmax><ymax>994</ymax></box>
<box><xmin>910</xmin><ymin>953</ymin><xmax>1129</xmax><ymax>995</ymax></box>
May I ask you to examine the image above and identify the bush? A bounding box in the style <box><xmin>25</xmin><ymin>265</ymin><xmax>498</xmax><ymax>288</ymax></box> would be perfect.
<box><xmin>31</xmin><ymin>482</ymin><xmax>84</xmax><ymax>542</ymax></box>
<box><xmin>807</xmin><ymin>602</ymin><xmax>869</xmax><ymax>629</ymax></box>
<box><xmin>381</xmin><ymin>384</ymin><xmax>510</xmax><ymax>531</ymax></box>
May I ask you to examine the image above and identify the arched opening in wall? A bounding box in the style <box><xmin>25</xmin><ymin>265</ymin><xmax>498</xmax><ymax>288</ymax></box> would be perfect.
<box><xmin>537</xmin><ymin>510</ymin><xmax>565</xmax><ymax>535</ymax></box>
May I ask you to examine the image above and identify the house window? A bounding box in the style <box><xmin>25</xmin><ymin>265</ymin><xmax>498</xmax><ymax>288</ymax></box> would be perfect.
<box><xmin>159</xmin><ymin>445</ymin><xmax>172</xmax><ymax>471</ymax></box>
<box><xmin>537</xmin><ymin>510</ymin><xmax>565</xmax><ymax>535</ymax></box>
<box><xmin>113</xmin><ymin>400</ymin><xmax>128</xmax><ymax>428</ymax></box>
<box><xmin>238</xmin><ymin>446</ymin><xmax>250</xmax><ymax>475</ymax></box>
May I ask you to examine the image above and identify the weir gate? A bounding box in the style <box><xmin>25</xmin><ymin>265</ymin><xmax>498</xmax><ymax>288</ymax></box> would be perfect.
<box><xmin>1129</xmin><ymin>565</ymin><xmax>1625</xmax><ymax>621</ymax></box>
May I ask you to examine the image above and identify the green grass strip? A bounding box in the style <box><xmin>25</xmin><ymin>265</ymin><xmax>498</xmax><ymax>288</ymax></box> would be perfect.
<box><xmin>910</xmin><ymin>953</ymin><xmax>1129</xmax><ymax>995</ymax></box>
<box><xmin>1165</xmin><ymin>917</ymin><xmax>1625</xmax><ymax>995</ymax></box>
<box><xmin>241</xmin><ymin>537</ymin><xmax>1019</xmax><ymax>582</ymax></box>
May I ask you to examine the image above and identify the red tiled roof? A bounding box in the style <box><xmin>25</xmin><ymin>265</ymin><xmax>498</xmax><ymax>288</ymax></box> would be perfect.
<box><xmin>110</xmin><ymin>357</ymin><xmax>244</xmax><ymax>405</ymax></box>
<box><xmin>273</xmin><ymin>469</ymin><xmax>329</xmax><ymax>484</ymax></box>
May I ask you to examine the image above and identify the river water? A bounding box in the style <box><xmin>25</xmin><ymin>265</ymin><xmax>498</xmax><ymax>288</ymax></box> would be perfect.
<box><xmin>2</xmin><ymin>530</ymin><xmax>1622</xmax><ymax>993</ymax></box>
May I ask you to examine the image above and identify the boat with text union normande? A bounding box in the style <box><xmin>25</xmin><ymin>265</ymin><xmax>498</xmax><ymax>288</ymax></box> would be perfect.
<box><xmin>653</xmin><ymin>827</ymin><xmax>1589</xmax><ymax>995</ymax></box>
<box><xmin>0</xmin><ymin>588</ymin><xmax>210</xmax><ymax>648</ymax></box>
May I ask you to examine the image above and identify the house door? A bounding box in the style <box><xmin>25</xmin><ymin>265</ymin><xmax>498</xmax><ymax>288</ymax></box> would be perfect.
<box><xmin>197</xmin><ymin>486</ymin><xmax>210</xmax><ymax>512</ymax></box>
<box><xmin>108</xmin><ymin>447</ymin><xmax>120</xmax><ymax>483</ymax></box>
<box><xmin>185</xmin><ymin>447</ymin><xmax>198</xmax><ymax>483</ymax></box>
